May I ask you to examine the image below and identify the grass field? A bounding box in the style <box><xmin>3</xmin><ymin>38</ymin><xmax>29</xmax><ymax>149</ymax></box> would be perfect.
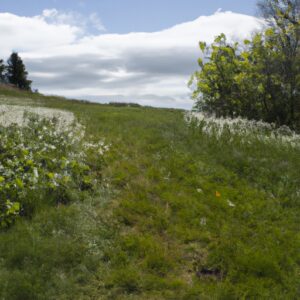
<box><xmin>0</xmin><ymin>86</ymin><xmax>299</xmax><ymax>299</ymax></box>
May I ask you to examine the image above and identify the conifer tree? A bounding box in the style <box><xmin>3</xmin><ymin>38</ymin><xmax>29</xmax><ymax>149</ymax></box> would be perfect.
<box><xmin>7</xmin><ymin>52</ymin><xmax>32</xmax><ymax>90</ymax></box>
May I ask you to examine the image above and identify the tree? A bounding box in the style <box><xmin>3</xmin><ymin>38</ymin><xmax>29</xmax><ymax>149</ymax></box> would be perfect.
<box><xmin>0</xmin><ymin>59</ymin><xmax>5</xmax><ymax>83</ymax></box>
<box><xmin>189</xmin><ymin>35</ymin><xmax>263</xmax><ymax>120</ymax></box>
<box><xmin>257</xmin><ymin>0</ymin><xmax>300</xmax><ymax>126</ymax></box>
<box><xmin>189</xmin><ymin>35</ymin><xmax>247</xmax><ymax>118</ymax></box>
<box><xmin>257</xmin><ymin>0</ymin><xmax>300</xmax><ymax>27</ymax></box>
<box><xmin>7</xmin><ymin>52</ymin><xmax>32</xmax><ymax>90</ymax></box>
<box><xmin>190</xmin><ymin>0</ymin><xmax>300</xmax><ymax>130</ymax></box>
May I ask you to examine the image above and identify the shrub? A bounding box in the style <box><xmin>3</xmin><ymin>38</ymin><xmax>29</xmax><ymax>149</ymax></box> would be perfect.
<box><xmin>0</xmin><ymin>109</ymin><xmax>108</xmax><ymax>227</ymax></box>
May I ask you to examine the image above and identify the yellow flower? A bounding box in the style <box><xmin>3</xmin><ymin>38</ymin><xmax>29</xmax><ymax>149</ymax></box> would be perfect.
<box><xmin>215</xmin><ymin>191</ymin><xmax>221</xmax><ymax>197</ymax></box>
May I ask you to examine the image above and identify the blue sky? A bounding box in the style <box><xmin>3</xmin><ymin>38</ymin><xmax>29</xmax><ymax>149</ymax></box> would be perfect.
<box><xmin>1</xmin><ymin>0</ymin><xmax>258</xmax><ymax>33</ymax></box>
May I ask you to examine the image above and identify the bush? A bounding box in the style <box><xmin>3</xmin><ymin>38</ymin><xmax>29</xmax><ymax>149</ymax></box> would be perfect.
<box><xmin>0</xmin><ymin>110</ymin><xmax>108</xmax><ymax>227</ymax></box>
<box><xmin>190</xmin><ymin>2</ymin><xmax>299</xmax><ymax>130</ymax></box>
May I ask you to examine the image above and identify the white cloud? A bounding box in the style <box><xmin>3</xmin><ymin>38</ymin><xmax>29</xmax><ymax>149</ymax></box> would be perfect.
<box><xmin>0</xmin><ymin>12</ymin><xmax>79</xmax><ymax>58</ymax></box>
<box><xmin>0</xmin><ymin>10</ymin><xmax>263</xmax><ymax>109</ymax></box>
<box><xmin>36</xmin><ymin>9</ymin><xmax>105</xmax><ymax>34</ymax></box>
<box><xmin>39</xmin><ymin>8</ymin><xmax>81</xmax><ymax>27</ymax></box>
<box><xmin>89</xmin><ymin>13</ymin><xmax>106</xmax><ymax>32</ymax></box>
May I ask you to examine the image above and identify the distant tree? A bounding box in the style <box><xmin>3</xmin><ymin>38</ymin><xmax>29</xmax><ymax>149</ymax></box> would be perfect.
<box><xmin>7</xmin><ymin>52</ymin><xmax>32</xmax><ymax>90</ymax></box>
<box><xmin>0</xmin><ymin>59</ymin><xmax>5</xmax><ymax>83</ymax></box>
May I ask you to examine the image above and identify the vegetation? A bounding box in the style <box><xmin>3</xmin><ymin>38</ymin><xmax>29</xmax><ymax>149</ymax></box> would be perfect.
<box><xmin>0</xmin><ymin>52</ymin><xmax>32</xmax><ymax>90</ymax></box>
<box><xmin>190</xmin><ymin>0</ymin><xmax>300</xmax><ymax>130</ymax></box>
<box><xmin>0</xmin><ymin>1</ymin><xmax>299</xmax><ymax>298</ymax></box>
<box><xmin>0</xmin><ymin>59</ymin><xmax>5</xmax><ymax>82</ymax></box>
<box><xmin>0</xmin><ymin>86</ymin><xmax>299</xmax><ymax>299</ymax></box>
<box><xmin>0</xmin><ymin>109</ymin><xmax>106</xmax><ymax>228</ymax></box>
<box><xmin>109</xmin><ymin>102</ymin><xmax>142</xmax><ymax>107</ymax></box>
<box><xmin>6</xmin><ymin>52</ymin><xmax>32</xmax><ymax>91</ymax></box>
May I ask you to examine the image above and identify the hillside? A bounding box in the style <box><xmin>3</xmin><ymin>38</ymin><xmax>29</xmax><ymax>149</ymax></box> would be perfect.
<box><xmin>0</xmin><ymin>86</ymin><xmax>299</xmax><ymax>299</ymax></box>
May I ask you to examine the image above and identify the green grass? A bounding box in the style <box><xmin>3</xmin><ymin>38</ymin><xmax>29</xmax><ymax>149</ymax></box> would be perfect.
<box><xmin>0</xmin><ymin>86</ymin><xmax>299</xmax><ymax>299</ymax></box>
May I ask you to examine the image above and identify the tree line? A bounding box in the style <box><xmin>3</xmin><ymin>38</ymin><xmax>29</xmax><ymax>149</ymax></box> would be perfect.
<box><xmin>0</xmin><ymin>52</ymin><xmax>32</xmax><ymax>91</ymax></box>
<box><xmin>190</xmin><ymin>0</ymin><xmax>300</xmax><ymax>130</ymax></box>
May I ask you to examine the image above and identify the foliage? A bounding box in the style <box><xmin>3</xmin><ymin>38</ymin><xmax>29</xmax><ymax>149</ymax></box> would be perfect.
<box><xmin>109</xmin><ymin>102</ymin><xmax>142</xmax><ymax>107</ymax></box>
<box><xmin>0</xmin><ymin>200</ymin><xmax>20</xmax><ymax>228</ymax></box>
<box><xmin>0</xmin><ymin>110</ymin><xmax>107</xmax><ymax>228</ymax></box>
<box><xmin>0</xmin><ymin>77</ymin><xmax>299</xmax><ymax>299</ymax></box>
<box><xmin>258</xmin><ymin>0</ymin><xmax>299</xmax><ymax>28</ymax></box>
<box><xmin>190</xmin><ymin>1</ymin><xmax>300</xmax><ymax>130</ymax></box>
<box><xmin>6</xmin><ymin>52</ymin><xmax>32</xmax><ymax>91</ymax></box>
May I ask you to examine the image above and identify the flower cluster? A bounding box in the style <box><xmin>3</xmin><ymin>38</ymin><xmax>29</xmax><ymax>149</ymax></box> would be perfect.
<box><xmin>185</xmin><ymin>112</ymin><xmax>300</xmax><ymax>148</ymax></box>
<box><xmin>0</xmin><ymin>105</ymin><xmax>75</xmax><ymax>129</ymax></box>
<box><xmin>0</xmin><ymin>106</ymin><xmax>108</xmax><ymax>227</ymax></box>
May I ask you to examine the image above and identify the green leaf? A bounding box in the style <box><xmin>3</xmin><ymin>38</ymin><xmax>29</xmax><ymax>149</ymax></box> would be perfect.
<box><xmin>47</xmin><ymin>172</ymin><xmax>55</xmax><ymax>179</ymax></box>
<box><xmin>15</xmin><ymin>178</ymin><xmax>24</xmax><ymax>188</ymax></box>
<box><xmin>199</xmin><ymin>42</ymin><xmax>206</xmax><ymax>52</ymax></box>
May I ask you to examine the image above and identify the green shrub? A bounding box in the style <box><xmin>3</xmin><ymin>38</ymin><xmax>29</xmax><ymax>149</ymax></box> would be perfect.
<box><xmin>0</xmin><ymin>112</ymin><xmax>107</xmax><ymax>227</ymax></box>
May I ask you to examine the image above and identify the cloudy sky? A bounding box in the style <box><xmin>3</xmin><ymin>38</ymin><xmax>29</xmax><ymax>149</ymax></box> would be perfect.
<box><xmin>0</xmin><ymin>0</ymin><xmax>262</xmax><ymax>108</ymax></box>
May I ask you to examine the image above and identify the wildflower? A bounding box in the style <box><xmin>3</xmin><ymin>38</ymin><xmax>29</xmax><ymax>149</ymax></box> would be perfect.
<box><xmin>0</xmin><ymin>105</ymin><xmax>109</xmax><ymax>228</ymax></box>
<box><xmin>197</xmin><ymin>188</ymin><xmax>203</xmax><ymax>193</ymax></box>
<box><xmin>200</xmin><ymin>217</ymin><xmax>207</xmax><ymax>225</ymax></box>
<box><xmin>227</xmin><ymin>200</ymin><xmax>235</xmax><ymax>207</ymax></box>
<box><xmin>215</xmin><ymin>191</ymin><xmax>221</xmax><ymax>197</ymax></box>
<box><xmin>33</xmin><ymin>168</ymin><xmax>39</xmax><ymax>178</ymax></box>
<box><xmin>185</xmin><ymin>112</ymin><xmax>300</xmax><ymax>149</ymax></box>
<box><xmin>0</xmin><ymin>104</ymin><xmax>75</xmax><ymax>130</ymax></box>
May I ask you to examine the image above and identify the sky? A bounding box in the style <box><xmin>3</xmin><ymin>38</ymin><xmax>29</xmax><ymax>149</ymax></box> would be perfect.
<box><xmin>0</xmin><ymin>0</ymin><xmax>262</xmax><ymax>108</ymax></box>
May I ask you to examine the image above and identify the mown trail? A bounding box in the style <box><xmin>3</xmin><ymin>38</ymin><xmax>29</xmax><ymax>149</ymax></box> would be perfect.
<box><xmin>0</xmin><ymin>88</ymin><xmax>299</xmax><ymax>299</ymax></box>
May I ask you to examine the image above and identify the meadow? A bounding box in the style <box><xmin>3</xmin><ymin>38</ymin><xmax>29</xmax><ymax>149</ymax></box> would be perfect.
<box><xmin>0</xmin><ymin>86</ymin><xmax>299</xmax><ymax>299</ymax></box>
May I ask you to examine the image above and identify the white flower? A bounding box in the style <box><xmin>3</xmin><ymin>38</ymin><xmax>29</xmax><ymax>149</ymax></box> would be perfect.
<box><xmin>0</xmin><ymin>104</ymin><xmax>75</xmax><ymax>131</ymax></box>
<box><xmin>227</xmin><ymin>200</ymin><xmax>235</xmax><ymax>207</ymax></box>
<box><xmin>33</xmin><ymin>168</ymin><xmax>39</xmax><ymax>178</ymax></box>
<box><xmin>200</xmin><ymin>217</ymin><xmax>207</xmax><ymax>225</ymax></box>
<box><xmin>185</xmin><ymin>112</ymin><xmax>300</xmax><ymax>148</ymax></box>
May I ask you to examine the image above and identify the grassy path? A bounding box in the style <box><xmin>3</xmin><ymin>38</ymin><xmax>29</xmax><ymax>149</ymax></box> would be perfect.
<box><xmin>0</xmin><ymin>88</ymin><xmax>299</xmax><ymax>299</ymax></box>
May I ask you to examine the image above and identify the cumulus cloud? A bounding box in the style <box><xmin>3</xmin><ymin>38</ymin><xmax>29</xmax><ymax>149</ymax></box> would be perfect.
<box><xmin>0</xmin><ymin>11</ymin><xmax>79</xmax><ymax>58</ymax></box>
<box><xmin>0</xmin><ymin>10</ymin><xmax>263</xmax><ymax>108</ymax></box>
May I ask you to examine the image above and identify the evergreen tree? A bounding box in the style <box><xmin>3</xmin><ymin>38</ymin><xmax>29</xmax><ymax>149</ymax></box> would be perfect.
<box><xmin>7</xmin><ymin>52</ymin><xmax>32</xmax><ymax>90</ymax></box>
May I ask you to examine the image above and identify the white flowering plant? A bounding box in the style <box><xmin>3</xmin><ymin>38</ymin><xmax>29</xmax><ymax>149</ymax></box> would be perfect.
<box><xmin>185</xmin><ymin>111</ymin><xmax>300</xmax><ymax>207</ymax></box>
<box><xmin>0</xmin><ymin>109</ymin><xmax>108</xmax><ymax>228</ymax></box>
<box><xmin>185</xmin><ymin>112</ymin><xmax>300</xmax><ymax>149</ymax></box>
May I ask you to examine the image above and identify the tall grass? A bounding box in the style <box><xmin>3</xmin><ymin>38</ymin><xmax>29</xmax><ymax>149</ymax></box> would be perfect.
<box><xmin>185</xmin><ymin>112</ymin><xmax>300</xmax><ymax>207</ymax></box>
<box><xmin>0</xmin><ymin>87</ymin><xmax>299</xmax><ymax>299</ymax></box>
